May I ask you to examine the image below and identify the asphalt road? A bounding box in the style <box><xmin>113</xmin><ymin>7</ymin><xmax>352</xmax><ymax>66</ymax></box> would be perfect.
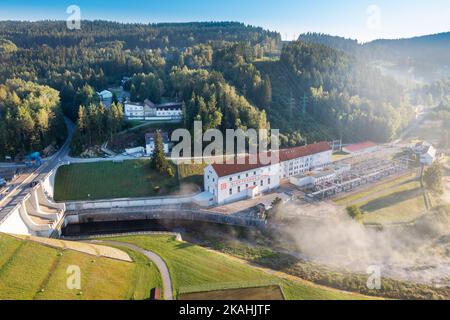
<box><xmin>0</xmin><ymin>118</ymin><xmax>75</xmax><ymax>220</ymax></box>
<box><xmin>92</xmin><ymin>240</ymin><xmax>173</xmax><ymax>300</ymax></box>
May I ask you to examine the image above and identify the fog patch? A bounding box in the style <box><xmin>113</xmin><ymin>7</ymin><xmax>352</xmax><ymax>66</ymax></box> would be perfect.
<box><xmin>176</xmin><ymin>182</ymin><xmax>201</xmax><ymax>196</ymax></box>
<box><xmin>280</xmin><ymin>203</ymin><xmax>450</xmax><ymax>286</ymax></box>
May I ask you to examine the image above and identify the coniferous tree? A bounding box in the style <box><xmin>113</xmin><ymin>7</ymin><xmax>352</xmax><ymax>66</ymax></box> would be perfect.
<box><xmin>151</xmin><ymin>130</ymin><xmax>168</xmax><ymax>173</ymax></box>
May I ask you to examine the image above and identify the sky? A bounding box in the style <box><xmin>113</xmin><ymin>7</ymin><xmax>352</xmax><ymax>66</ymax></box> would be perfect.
<box><xmin>0</xmin><ymin>0</ymin><xmax>450</xmax><ymax>42</ymax></box>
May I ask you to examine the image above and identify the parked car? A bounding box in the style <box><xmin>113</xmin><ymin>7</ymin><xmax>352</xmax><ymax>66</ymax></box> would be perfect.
<box><xmin>29</xmin><ymin>181</ymin><xmax>40</xmax><ymax>188</ymax></box>
<box><xmin>0</xmin><ymin>178</ymin><xmax>7</xmax><ymax>187</ymax></box>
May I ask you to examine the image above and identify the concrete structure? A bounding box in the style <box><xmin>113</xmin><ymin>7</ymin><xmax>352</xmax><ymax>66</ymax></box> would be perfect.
<box><xmin>204</xmin><ymin>161</ymin><xmax>282</xmax><ymax>206</ymax></box>
<box><xmin>290</xmin><ymin>164</ymin><xmax>351</xmax><ymax>188</ymax></box>
<box><xmin>125</xmin><ymin>147</ymin><xmax>145</xmax><ymax>157</ymax></box>
<box><xmin>145</xmin><ymin>131</ymin><xmax>170</xmax><ymax>155</ymax></box>
<box><xmin>280</xmin><ymin>142</ymin><xmax>333</xmax><ymax>179</ymax></box>
<box><xmin>0</xmin><ymin>167</ymin><xmax>17</xmax><ymax>182</ymax></box>
<box><xmin>307</xmin><ymin>157</ymin><xmax>410</xmax><ymax>201</ymax></box>
<box><xmin>204</xmin><ymin>142</ymin><xmax>332</xmax><ymax>205</ymax></box>
<box><xmin>343</xmin><ymin>141</ymin><xmax>378</xmax><ymax>156</ymax></box>
<box><xmin>0</xmin><ymin>183</ymin><xmax>65</xmax><ymax>237</ymax></box>
<box><xmin>97</xmin><ymin>90</ymin><xmax>113</xmax><ymax>108</ymax></box>
<box><xmin>124</xmin><ymin>99</ymin><xmax>183</xmax><ymax>121</ymax></box>
<box><xmin>290</xmin><ymin>169</ymin><xmax>336</xmax><ymax>188</ymax></box>
<box><xmin>414</xmin><ymin>141</ymin><xmax>437</xmax><ymax>166</ymax></box>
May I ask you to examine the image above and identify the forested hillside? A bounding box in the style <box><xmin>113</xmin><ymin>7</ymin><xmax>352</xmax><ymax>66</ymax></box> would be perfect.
<box><xmin>0</xmin><ymin>21</ymin><xmax>280</xmax><ymax>51</ymax></box>
<box><xmin>0</xmin><ymin>20</ymin><xmax>418</xmax><ymax>157</ymax></box>
<box><xmin>299</xmin><ymin>31</ymin><xmax>450</xmax><ymax>83</ymax></box>
<box><xmin>0</xmin><ymin>79</ymin><xmax>66</xmax><ymax>159</ymax></box>
<box><xmin>256</xmin><ymin>41</ymin><xmax>412</xmax><ymax>143</ymax></box>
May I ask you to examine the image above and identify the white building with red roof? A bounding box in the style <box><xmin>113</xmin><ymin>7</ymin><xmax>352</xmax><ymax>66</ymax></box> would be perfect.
<box><xmin>204</xmin><ymin>142</ymin><xmax>332</xmax><ymax>205</ymax></box>
<box><xmin>342</xmin><ymin>141</ymin><xmax>378</xmax><ymax>156</ymax></box>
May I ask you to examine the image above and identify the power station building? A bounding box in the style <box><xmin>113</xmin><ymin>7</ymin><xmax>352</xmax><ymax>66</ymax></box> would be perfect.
<box><xmin>204</xmin><ymin>142</ymin><xmax>332</xmax><ymax>205</ymax></box>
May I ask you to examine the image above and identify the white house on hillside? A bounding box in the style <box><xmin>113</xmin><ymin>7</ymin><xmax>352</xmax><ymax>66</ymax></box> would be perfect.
<box><xmin>97</xmin><ymin>90</ymin><xmax>113</xmax><ymax>108</ymax></box>
<box><xmin>145</xmin><ymin>131</ymin><xmax>170</xmax><ymax>156</ymax></box>
<box><xmin>124</xmin><ymin>99</ymin><xmax>183</xmax><ymax>121</ymax></box>
<box><xmin>414</xmin><ymin>141</ymin><xmax>437</xmax><ymax>166</ymax></box>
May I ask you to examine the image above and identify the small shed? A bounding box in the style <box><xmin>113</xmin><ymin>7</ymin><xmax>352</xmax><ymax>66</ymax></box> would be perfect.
<box><xmin>150</xmin><ymin>288</ymin><xmax>162</xmax><ymax>300</ymax></box>
<box><xmin>0</xmin><ymin>168</ymin><xmax>18</xmax><ymax>182</ymax></box>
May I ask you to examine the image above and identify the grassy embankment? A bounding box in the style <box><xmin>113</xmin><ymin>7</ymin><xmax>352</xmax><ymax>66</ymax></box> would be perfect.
<box><xmin>54</xmin><ymin>160</ymin><xmax>204</xmax><ymax>202</ymax></box>
<box><xmin>107</xmin><ymin>234</ymin><xmax>374</xmax><ymax>300</ymax></box>
<box><xmin>180</xmin><ymin>230</ymin><xmax>450</xmax><ymax>300</ymax></box>
<box><xmin>0</xmin><ymin>233</ymin><xmax>161</xmax><ymax>300</ymax></box>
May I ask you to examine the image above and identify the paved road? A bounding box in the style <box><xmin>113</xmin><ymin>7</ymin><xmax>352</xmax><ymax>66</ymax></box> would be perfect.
<box><xmin>0</xmin><ymin>118</ymin><xmax>75</xmax><ymax>222</ymax></box>
<box><xmin>93</xmin><ymin>240</ymin><xmax>173</xmax><ymax>300</ymax></box>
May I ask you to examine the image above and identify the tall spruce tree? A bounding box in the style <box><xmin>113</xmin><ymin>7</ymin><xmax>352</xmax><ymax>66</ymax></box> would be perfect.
<box><xmin>151</xmin><ymin>130</ymin><xmax>168</xmax><ymax>173</ymax></box>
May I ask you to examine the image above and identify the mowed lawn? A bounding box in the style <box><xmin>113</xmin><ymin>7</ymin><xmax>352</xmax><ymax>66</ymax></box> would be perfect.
<box><xmin>54</xmin><ymin>160</ymin><xmax>180</xmax><ymax>201</ymax></box>
<box><xmin>0</xmin><ymin>233</ymin><xmax>162</xmax><ymax>300</ymax></box>
<box><xmin>108</xmin><ymin>235</ymin><xmax>373</xmax><ymax>300</ymax></box>
<box><xmin>335</xmin><ymin>175</ymin><xmax>427</xmax><ymax>225</ymax></box>
<box><xmin>360</xmin><ymin>180</ymin><xmax>427</xmax><ymax>224</ymax></box>
<box><xmin>179</xmin><ymin>285</ymin><xmax>285</xmax><ymax>300</ymax></box>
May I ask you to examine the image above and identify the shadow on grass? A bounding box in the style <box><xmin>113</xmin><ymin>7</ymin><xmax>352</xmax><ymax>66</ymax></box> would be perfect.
<box><xmin>174</xmin><ymin>242</ymin><xmax>196</xmax><ymax>250</ymax></box>
<box><xmin>361</xmin><ymin>187</ymin><xmax>423</xmax><ymax>213</ymax></box>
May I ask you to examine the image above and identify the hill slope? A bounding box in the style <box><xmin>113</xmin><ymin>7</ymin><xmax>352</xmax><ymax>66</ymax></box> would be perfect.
<box><xmin>0</xmin><ymin>233</ymin><xmax>161</xmax><ymax>300</ymax></box>
<box><xmin>108</xmin><ymin>234</ymin><xmax>376</xmax><ymax>300</ymax></box>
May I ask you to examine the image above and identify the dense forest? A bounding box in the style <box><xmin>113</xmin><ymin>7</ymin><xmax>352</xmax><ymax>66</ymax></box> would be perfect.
<box><xmin>299</xmin><ymin>32</ymin><xmax>450</xmax><ymax>83</ymax></box>
<box><xmin>0</xmin><ymin>21</ymin><xmax>280</xmax><ymax>51</ymax></box>
<box><xmin>0</xmin><ymin>79</ymin><xmax>66</xmax><ymax>159</ymax></box>
<box><xmin>256</xmin><ymin>41</ymin><xmax>412</xmax><ymax>143</ymax></box>
<box><xmin>0</xmin><ymin>20</ymin><xmax>429</xmax><ymax>158</ymax></box>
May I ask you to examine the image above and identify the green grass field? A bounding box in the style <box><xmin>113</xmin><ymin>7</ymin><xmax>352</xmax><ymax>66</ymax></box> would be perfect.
<box><xmin>335</xmin><ymin>173</ymin><xmax>427</xmax><ymax>224</ymax></box>
<box><xmin>360</xmin><ymin>182</ymin><xmax>427</xmax><ymax>224</ymax></box>
<box><xmin>335</xmin><ymin>173</ymin><xmax>417</xmax><ymax>206</ymax></box>
<box><xmin>179</xmin><ymin>285</ymin><xmax>285</xmax><ymax>300</ymax></box>
<box><xmin>54</xmin><ymin>160</ymin><xmax>182</xmax><ymax>201</ymax></box>
<box><xmin>0</xmin><ymin>233</ymin><xmax>162</xmax><ymax>300</ymax></box>
<box><xmin>108</xmin><ymin>235</ymin><xmax>373</xmax><ymax>300</ymax></box>
<box><xmin>177</xmin><ymin>162</ymin><xmax>208</xmax><ymax>186</ymax></box>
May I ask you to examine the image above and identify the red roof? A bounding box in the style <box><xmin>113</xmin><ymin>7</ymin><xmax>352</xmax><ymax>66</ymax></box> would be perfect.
<box><xmin>279</xmin><ymin>141</ymin><xmax>331</xmax><ymax>162</ymax></box>
<box><xmin>211</xmin><ymin>142</ymin><xmax>332</xmax><ymax>177</ymax></box>
<box><xmin>343</xmin><ymin>141</ymin><xmax>377</xmax><ymax>153</ymax></box>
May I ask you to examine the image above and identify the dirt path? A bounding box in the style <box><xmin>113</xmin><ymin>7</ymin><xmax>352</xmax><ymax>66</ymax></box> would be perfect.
<box><xmin>92</xmin><ymin>240</ymin><xmax>173</xmax><ymax>300</ymax></box>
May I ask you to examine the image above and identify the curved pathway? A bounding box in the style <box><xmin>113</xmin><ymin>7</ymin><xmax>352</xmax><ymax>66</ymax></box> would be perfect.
<box><xmin>92</xmin><ymin>240</ymin><xmax>173</xmax><ymax>300</ymax></box>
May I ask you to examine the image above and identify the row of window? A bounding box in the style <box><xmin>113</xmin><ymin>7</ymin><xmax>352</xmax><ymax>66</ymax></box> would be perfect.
<box><xmin>157</xmin><ymin>111</ymin><xmax>182</xmax><ymax>115</ymax></box>
<box><xmin>206</xmin><ymin>177</ymin><xmax>272</xmax><ymax>197</ymax></box>
<box><xmin>228</xmin><ymin>178</ymin><xmax>271</xmax><ymax>195</ymax></box>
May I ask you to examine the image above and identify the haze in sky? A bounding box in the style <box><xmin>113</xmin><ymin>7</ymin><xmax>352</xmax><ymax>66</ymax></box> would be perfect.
<box><xmin>1</xmin><ymin>0</ymin><xmax>449</xmax><ymax>42</ymax></box>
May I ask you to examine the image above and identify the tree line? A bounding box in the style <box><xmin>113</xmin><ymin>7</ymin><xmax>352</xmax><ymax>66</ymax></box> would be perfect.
<box><xmin>0</xmin><ymin>79</ymin><xmax>66</xmax><ymax>159</ymax></box>
<box><xmin>71</xmin><ymin>102</ymin><xmax>124</xmax><ymax>155</ymax></box>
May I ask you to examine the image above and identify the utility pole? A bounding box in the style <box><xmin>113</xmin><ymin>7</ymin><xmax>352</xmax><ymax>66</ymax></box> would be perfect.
<box><xmin>289</xmin><ymin>91</ymin><xmax>295</xmax><ymax>119</ymax></box>
<box><xmin>300</xmin><ymin>93</ymin><xmax>308</xmax><ymax>116</ymax></box>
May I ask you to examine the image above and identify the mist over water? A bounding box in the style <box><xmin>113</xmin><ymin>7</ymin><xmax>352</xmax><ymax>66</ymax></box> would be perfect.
<box><xmin>282</xmin><ymin>204</ymin><xmax>450</xmax><ymax>286</ymax></box>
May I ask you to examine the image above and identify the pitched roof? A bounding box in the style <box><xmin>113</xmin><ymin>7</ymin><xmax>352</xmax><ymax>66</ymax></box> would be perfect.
<box><xmin>211</xmin><ymin>157</ymin><xmax>275</xmax><ymax>178</ymax></box>
<box><xmin>211</xmin><ymin>142</ymin><xmax>332</xmax><ymax>178</ymax></box>
<box><xmin>343</xmin><ymin>141</ymin><xmax>377</xmax><ymax>153</ymax></box>
<box><xmin>279</xmin><ymin>141</ymin><xmax>331</xmax><ymax>162</ymax></box>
